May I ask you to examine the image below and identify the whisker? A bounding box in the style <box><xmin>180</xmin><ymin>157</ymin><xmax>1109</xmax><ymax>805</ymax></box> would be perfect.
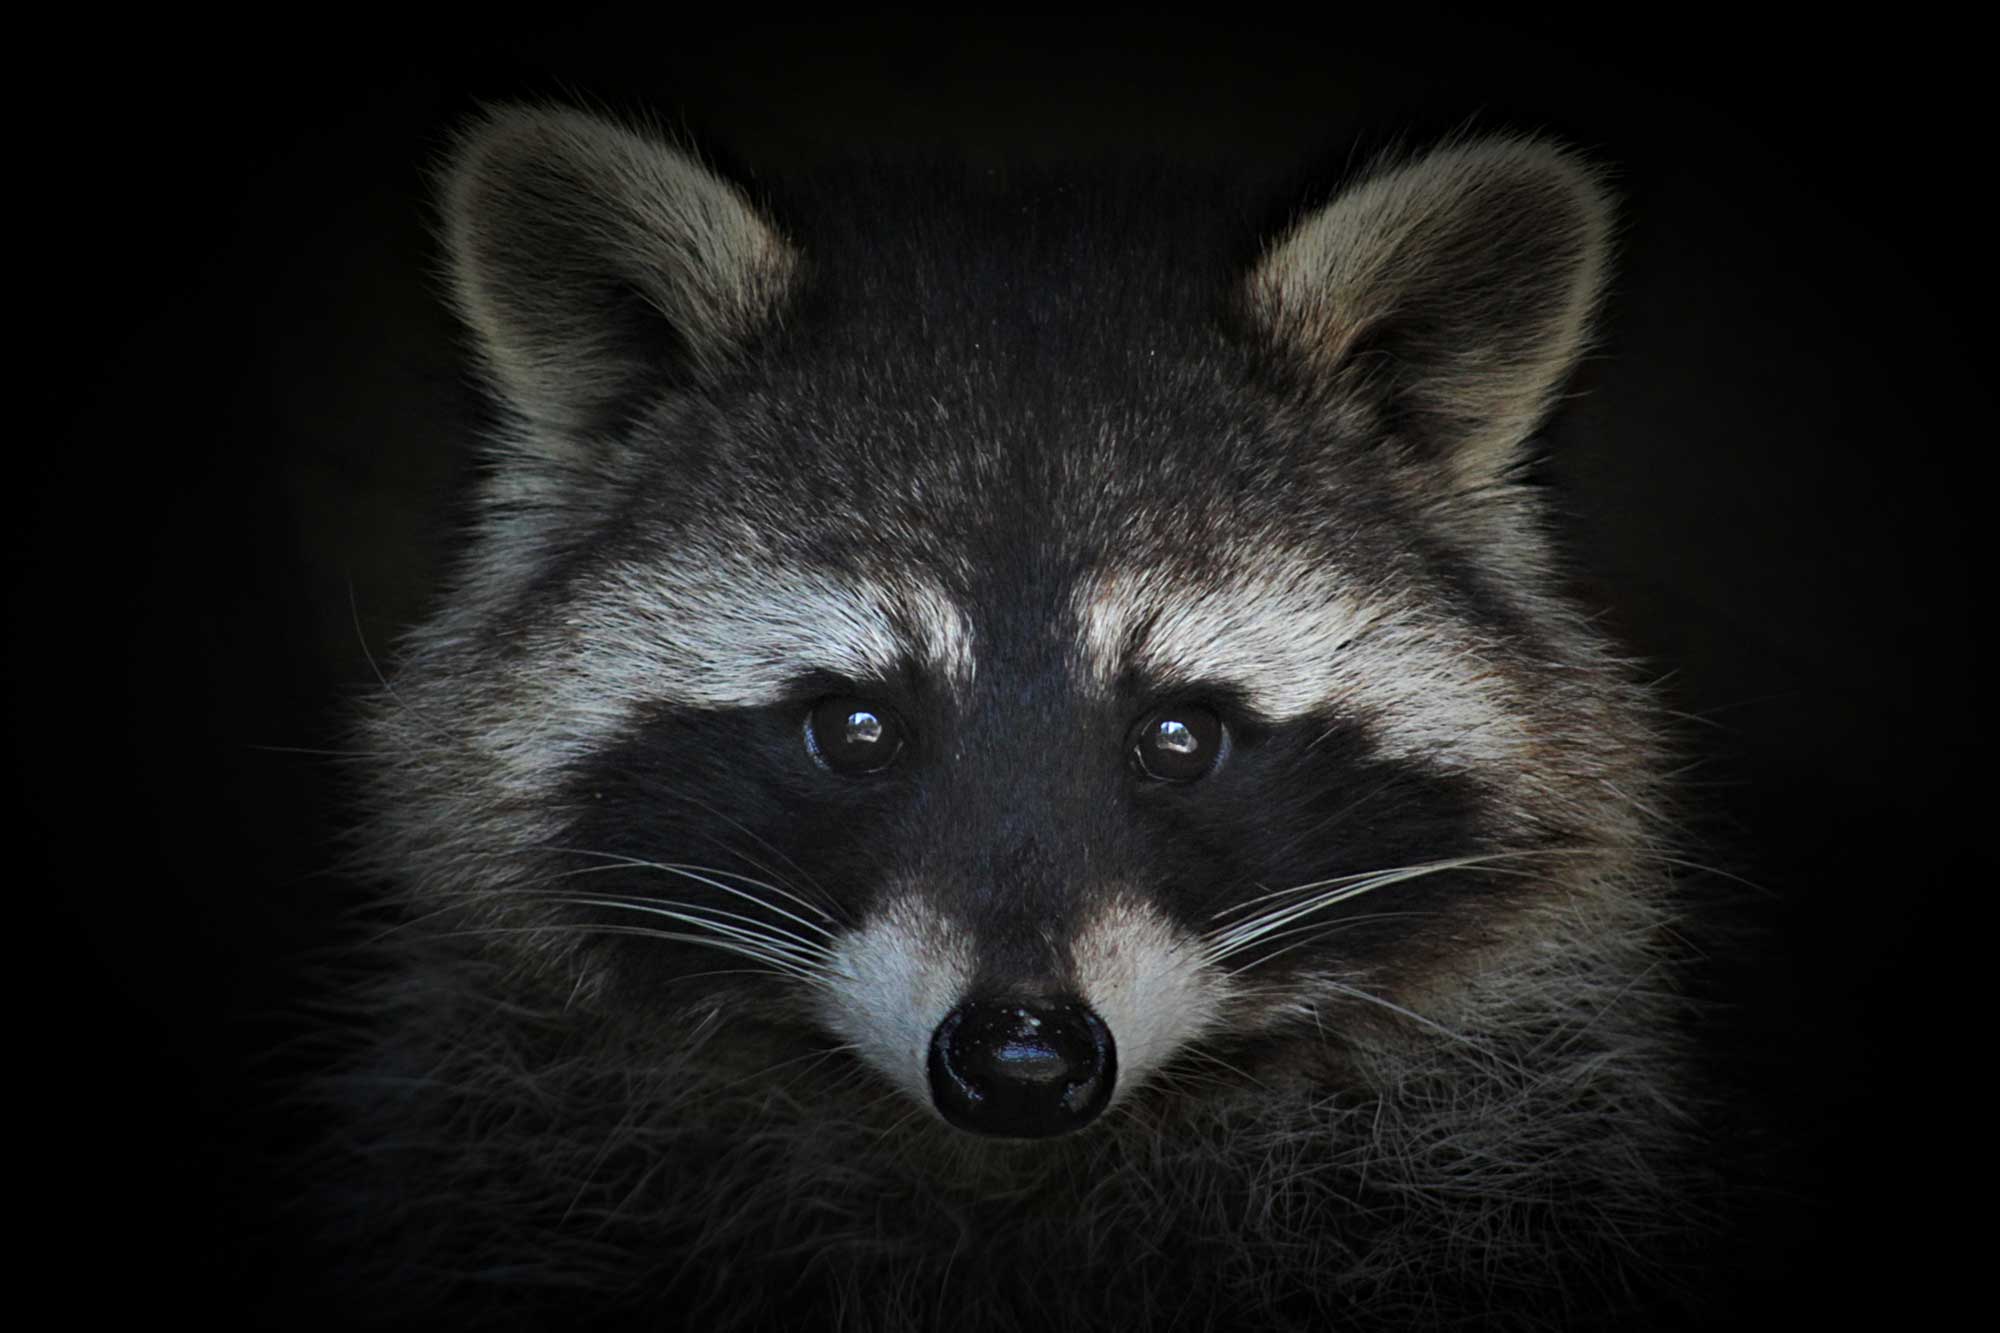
<box><xmin>669</xmin><ymin>793</ymin><xmax>843</xmax><ymax>920</ymax></box>
<box><xmin>536</xmin><ymin>852</ymin><xmax>840</xmax><ymax>938</ymax></box>
<box><xmin>1203</xmin><ymin>845</ymin><xmax>1639</xmax><ymax>967</ymax></box>
<box><xmin>1210</xmin><ymin>866</ymin><xmax>1400</xmax><ymax>924</ymax></box>
<box><xmin>1216</xmin><ymin>911</ymin><xmax>1437</xmax><ymax>975</ymax></box>
<box><xmin>1210</xmin><ymin>846</ymin><xmax>1616</xmax><ymax>926</ymax></box>
<box><xmin>1203</xmin><ymin>862</ymin><xmax>1468</xmax><ymax>965</ymax></box>
<box><xmin>552</xmin><ymin>896</ymin><xmax>831</xmax><ymax>966</ymax></box>
<box><xmin>373</xmin><ymin>878</ymin><xmax>825</xmax><ymax>956</ymax></box>
<box><xmin>1203</xmin><ymin>847</ymin><xmax>1630</xmax><ymax>970</ymax></box>
<box><xmin>426</xmin><ymin>923</ymin><xmax>829</xmax><ymax>985</ymax></box>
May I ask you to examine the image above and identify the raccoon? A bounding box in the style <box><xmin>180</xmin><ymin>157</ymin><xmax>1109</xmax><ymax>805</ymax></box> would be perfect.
<box><xmin>334</xmin><ymin>104</ymin><xmax>1695</xmax><ymax>1330</ymax></box>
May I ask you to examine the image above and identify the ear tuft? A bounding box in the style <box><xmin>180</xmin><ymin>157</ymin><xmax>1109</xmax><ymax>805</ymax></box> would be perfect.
<box><xmin>1245</xmin><ymin>137</ymin><xmax>1613</xmax><ymax>488</ymax></box>
<box><xmin>440</xmin><ymin>104</ymin><xmax>798</xmax><ymax>435</ymax></box>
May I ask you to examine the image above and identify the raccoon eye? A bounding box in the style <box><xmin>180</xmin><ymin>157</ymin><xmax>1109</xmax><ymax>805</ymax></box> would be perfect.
<box><xmin>1131</xmin><ymin>706</ymin><xmax>1225</xmax><ymax>783</ymax></box>
<box><xmin>805</xmin><ymin>697</ymin><xmax>905</xmax><ymax>774</ymax></box>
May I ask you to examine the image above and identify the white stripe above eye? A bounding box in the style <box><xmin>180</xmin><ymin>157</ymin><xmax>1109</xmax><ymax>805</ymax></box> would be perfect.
<box><xmin>572</xmin><ymin>552</ymin><xmax>976</xmax><ymax>711</ymax></box>
<box><xmin>1071</xmin><ymin>559</ymin><xmax>1529</xmax><ymax>770</ymax></box>
<box><xmin>462</xmin><ymin>553</ymin><xmax>977</xmax><ymax>795</ymax></box>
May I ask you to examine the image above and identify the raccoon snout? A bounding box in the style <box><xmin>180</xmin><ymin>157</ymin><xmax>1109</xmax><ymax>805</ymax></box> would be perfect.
<box><xmin>927</xmin><ymin>998</ymin><xmax>1116</xmax><ymax>1138</ymax></box>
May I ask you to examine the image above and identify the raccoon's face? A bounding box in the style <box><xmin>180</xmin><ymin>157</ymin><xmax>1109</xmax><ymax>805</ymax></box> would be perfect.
<box><xmin>370</xmin><ymin>107</ymin><xmax>1658</xmax><ymax>1141</ymax></box>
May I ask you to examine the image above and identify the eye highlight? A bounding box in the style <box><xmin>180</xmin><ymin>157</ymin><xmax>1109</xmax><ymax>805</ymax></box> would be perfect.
<box><xmin>805</xmin><ymin>697</ymin><xmax>905</xmax><ymax>774</ymax></box>
<box><xmin>1131</xmin><ymin>706</ymin><xmax>1226</xmax><ymax>783</ymax></box>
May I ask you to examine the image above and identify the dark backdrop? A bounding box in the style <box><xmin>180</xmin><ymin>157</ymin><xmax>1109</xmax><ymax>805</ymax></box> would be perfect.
<box><xmin>18</xmin><ymin>11</ymin><xmax>1981</xmax><ymax>1326</ymax></box>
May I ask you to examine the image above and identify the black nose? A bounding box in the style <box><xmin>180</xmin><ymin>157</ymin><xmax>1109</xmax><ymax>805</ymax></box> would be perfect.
<box><xmin>927</xmin><ymin>998</ymin><xmax>1116</xmax><ymax>1138</ymax></box>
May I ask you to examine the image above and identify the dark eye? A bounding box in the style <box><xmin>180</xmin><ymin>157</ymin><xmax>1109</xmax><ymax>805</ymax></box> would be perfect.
<box><xmin>805</xmin><ymin>697</ymin><xmax>905</xmax><ymax>774</ymax></box>
<box><xmin>1131</xmin><ymin>706</ymin><xmax>1225</xmax><ymax>783</ymax></box>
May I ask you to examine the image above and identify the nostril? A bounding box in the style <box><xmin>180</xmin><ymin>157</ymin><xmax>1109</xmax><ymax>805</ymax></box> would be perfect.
<box><xmin>927</xmin><ymin>998</ymin><xmax>1116</xmax><ymax>1138</ymax></box>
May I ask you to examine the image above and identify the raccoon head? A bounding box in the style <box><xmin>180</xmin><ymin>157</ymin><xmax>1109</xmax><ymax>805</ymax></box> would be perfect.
<box><xmin>372</xmin><ymin>105</ymin><xmax>1652</xmax><ymax>1142</ymax></box>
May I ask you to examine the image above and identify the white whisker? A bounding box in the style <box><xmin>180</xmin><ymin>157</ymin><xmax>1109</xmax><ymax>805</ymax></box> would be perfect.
<box><xmin>1202</xmin><ymin>848</ymin><xmax>1611</xmax><ymax>968</ymax></box>
<box><xmin>546</xmin><ymin>848</ymin><xmax>840</xmax><ymax>935</ymax></box>
<box><xmin>551</xmin><ymin>895</ymin><xmax>831</xmax><ymax>966</ymax></box>
<box><xmin>1217</xmin><ymin>911</ymin><xmax>1435</xmax><ymax>975</ymax></box>
<box><xmin>426</xmin><ymin>923</ymin><xmax>829</xmax><ymax>985</ymax></box>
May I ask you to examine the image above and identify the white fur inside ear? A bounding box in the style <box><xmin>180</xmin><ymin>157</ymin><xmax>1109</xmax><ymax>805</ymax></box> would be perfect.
<box><xmin>442</xmin><ymin>104</ymin><xmax>799</xmax><ymax>434</ymax></box>
<box><xmin>1245</xmin><ymin>137</ymin><xmax>1612</xmax><ymax>490</ymax></box>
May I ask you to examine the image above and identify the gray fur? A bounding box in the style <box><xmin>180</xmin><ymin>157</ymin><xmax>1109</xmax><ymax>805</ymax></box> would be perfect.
<box><xmin>335</xmin><ymin>105</ymin><xmax>1699</xmax><ymax>1329</ymax></box>
<box><xmin>444</xmin><ymin>105</ymin><xmax>799</xmax><ymax>435</ymax></box>
<box><xmin>1245</xmin><ymin>136</ymin><xmax>1613</xmax><ymax>494</ymax></box>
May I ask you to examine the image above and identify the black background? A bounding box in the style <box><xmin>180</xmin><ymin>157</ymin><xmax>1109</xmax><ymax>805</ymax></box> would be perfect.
<box><xmin>18</xmin><ymin>10</ymin><xmax>1983</xmax><ymax>1326</ymax></box>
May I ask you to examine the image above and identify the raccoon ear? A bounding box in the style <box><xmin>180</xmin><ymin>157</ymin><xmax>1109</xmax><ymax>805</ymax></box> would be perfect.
<box><xmin>439</xmin><ymin>105</ymin><xmax>799</xmax><ymax>435</ymax></box>
<box><xmin>1244</xmin><ymin>137</ymin><xmax>1611</xmax><ymax>490</ymax></box>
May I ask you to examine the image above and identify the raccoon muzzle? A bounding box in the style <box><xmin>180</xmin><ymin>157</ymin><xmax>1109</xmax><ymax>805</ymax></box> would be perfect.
<box><xmin>927</xmin><ymin>997</ymin><xmax>1116</xmax><ymax>1138</ymax></box>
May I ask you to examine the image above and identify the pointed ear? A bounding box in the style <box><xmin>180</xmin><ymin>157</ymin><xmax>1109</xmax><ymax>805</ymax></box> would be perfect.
<box><xmin>1244</xmin><ymin>138</ymin><xmax>1612</xmax><ymax>490</ymax></box>
<box><xmin>439</xmin><ymin>105</ymin><xmax>799</xmax><ymax>435</ymax></box>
